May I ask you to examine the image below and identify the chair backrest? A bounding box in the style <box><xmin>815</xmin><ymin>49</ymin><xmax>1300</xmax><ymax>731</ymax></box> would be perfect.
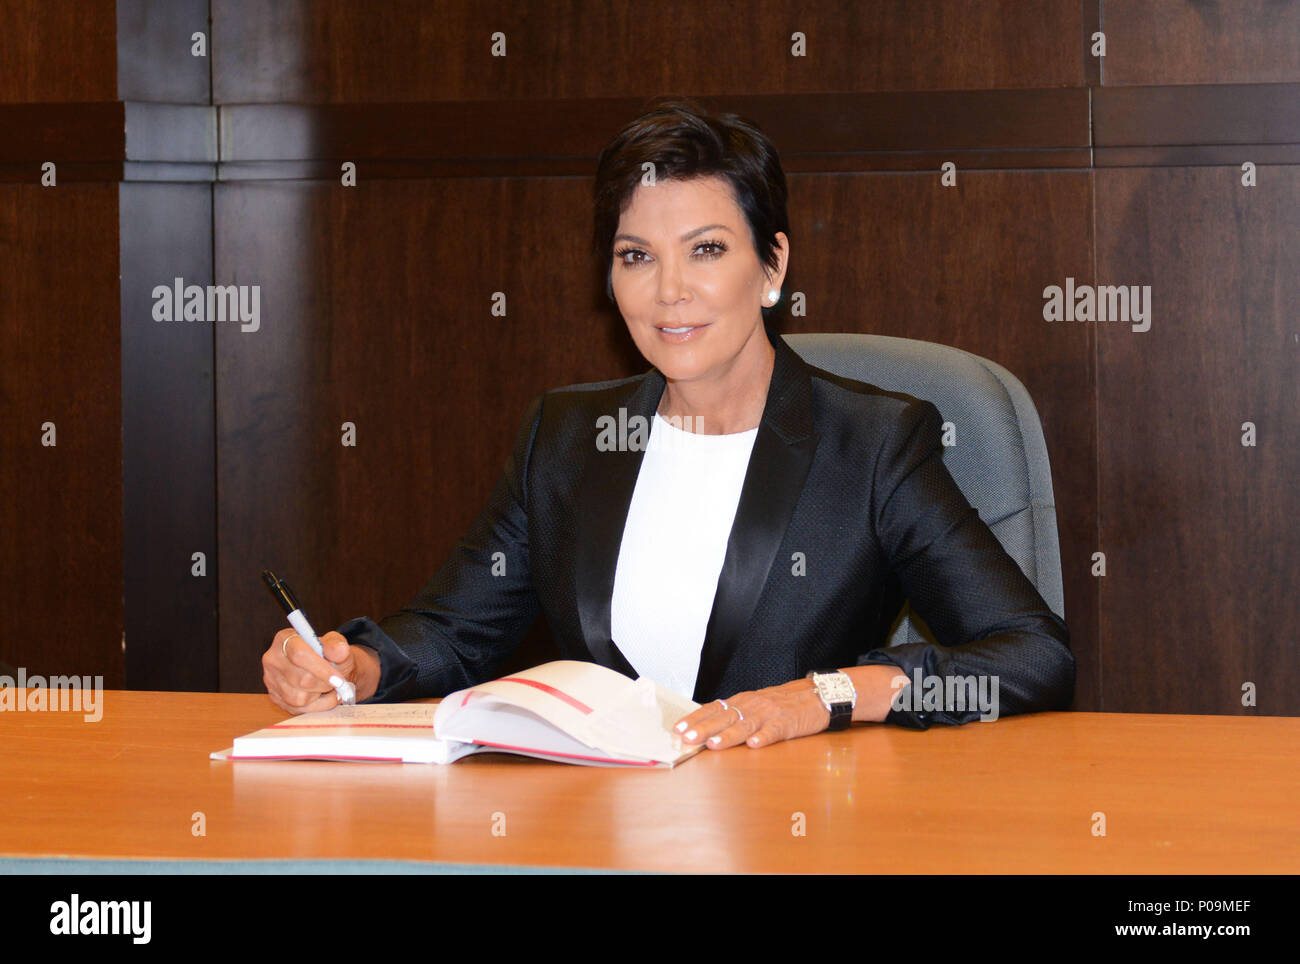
<box><xmin>783</xmin><ymin>333</ymin><xmax>1065</xmax><ymax>649</ymax></box>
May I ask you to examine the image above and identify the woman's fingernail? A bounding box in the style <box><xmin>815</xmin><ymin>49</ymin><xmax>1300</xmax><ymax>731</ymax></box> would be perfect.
<box><xmin>675</xmin><ymin>721</ymin><xmax>687</xmax><ymax>732</ymax></box>
<box><xmin>685</xmin><ymin>730</ymin><xmax>697</xmax><ymax>741</ymax></box>
<box><xmin>708</xmin><ymin>735</ymin><xmax>721</xmax><ymax>745</ymax></box>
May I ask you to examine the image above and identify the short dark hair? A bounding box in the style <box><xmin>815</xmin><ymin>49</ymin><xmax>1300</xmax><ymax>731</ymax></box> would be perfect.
<box><xmin>592</xmin><ymin>97</ymin><xmax>790</xmax><ymax>327</ymax></box>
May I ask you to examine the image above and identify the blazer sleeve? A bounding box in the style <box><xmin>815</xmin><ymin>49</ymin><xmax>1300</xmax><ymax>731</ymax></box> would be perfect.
<box><xmin>332</xmin><ymin>392</ymin><xmax>546</xmax><ymax>702</ymax></box>
<box><xmin>855</xmin><ymin>398</ymin><xmax>1076</xmax><ymax>729</ymax></box>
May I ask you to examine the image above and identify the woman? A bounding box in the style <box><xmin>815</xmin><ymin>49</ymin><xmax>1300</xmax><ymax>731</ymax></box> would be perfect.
<box><xmin>262</xmin><ymin>98</ymin><xmax>1075</xmax><ymax>750</ymax></box>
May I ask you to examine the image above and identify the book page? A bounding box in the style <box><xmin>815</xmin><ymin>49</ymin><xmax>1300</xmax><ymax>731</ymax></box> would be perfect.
<box><xmin>585</xmin><ymin>677</ymin><xmax>700</xmax><ymax>762</ymax></box>
<box><xmin>437</xmin><ymin>661</ymin><xmax>702</xmax><ymax>764</ymax></box>
<box><xmin>436</xmin><ymin>661</ymin><xmax>639</xmax><ymax>739</ymax></box>
<box><xmin>261</xmin><ymin>703</ymin><xmax>442</xmax><ymax>730</ymax></box>
<box><xmin>217</xmin><ymin>702</ymin><xmax>479</xmax><ymax>764</ymax></box>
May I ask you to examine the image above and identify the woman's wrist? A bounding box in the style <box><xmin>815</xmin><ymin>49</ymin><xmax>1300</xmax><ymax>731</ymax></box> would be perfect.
<box><xmin>352</xmin><ymin>644</ymin><xmax>382</xmax><ymax>702</ymax></box>
<box><xmin>840</xmin><ymin>664</ymin><xmax>912</xmax><ymax>723</ymax></box>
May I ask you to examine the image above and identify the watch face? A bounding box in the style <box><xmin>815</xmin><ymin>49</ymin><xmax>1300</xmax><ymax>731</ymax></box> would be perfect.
<box><xmin>816</xmin><ymin>673</ymin><xmax>855</xmax><ymax>703</ymax></box>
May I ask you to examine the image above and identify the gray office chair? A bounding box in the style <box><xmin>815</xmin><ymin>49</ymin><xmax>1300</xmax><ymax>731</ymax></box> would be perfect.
<box><xmin>783</xmin><ymin>333</ymin><xmax>1065</xmax><ymax>650</ymax></box>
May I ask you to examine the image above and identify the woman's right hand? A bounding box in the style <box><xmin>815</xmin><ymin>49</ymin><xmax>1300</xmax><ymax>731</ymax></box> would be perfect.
<box><xmin>262</xmin><ymin>628</ymin><xmax>381</xmax><ymax>714</ymax></box>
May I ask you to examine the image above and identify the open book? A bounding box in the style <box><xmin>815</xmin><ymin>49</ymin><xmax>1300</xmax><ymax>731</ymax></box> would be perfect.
<box><xmin>211</xmin><ymin>660</ymin><xmax>705</xmax><ymax>768</ymax></box>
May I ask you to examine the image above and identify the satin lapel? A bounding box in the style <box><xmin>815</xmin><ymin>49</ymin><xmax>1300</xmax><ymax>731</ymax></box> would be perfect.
<box><xmin>692</xmin><ymin>333</ymin><xmax>819</xmax><ymax>701</ymax></box>
<box><xmin>573</xmin><ymin>369</ymin><xmax>665</xmax><ymax>679</ymax></box>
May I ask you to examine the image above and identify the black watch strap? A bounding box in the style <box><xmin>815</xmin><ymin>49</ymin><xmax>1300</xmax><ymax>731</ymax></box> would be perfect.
<box><xmin>826</xmin><ymin>700</ymin><xmax>853</xmax><ymax>730</ymax></box>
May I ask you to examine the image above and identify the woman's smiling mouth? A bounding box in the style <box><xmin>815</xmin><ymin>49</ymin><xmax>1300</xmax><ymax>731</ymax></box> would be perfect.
<box><xmin>656</xmin><ymin>323</ymin><xmax>710</xmax><ymax>343</ymax></box>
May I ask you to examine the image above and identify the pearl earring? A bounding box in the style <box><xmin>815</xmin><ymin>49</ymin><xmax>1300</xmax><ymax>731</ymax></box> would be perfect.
<box><xmin>767</xmin><ymin>289</ymin><xmax>779</xmax><ymax>304</ymax></box>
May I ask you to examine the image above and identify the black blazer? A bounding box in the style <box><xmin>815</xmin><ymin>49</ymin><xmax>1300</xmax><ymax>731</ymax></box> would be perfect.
<box><xmin>338</xmin><ymin>326</ymin><xmax>1075</xmax><ymax>728</ymax></box>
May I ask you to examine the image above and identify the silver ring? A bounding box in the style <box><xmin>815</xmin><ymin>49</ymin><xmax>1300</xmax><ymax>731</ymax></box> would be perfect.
<box><xmin>718</xmin><ymin>699</ymin><xmax>743</xmax><ymax>722</ymax></box>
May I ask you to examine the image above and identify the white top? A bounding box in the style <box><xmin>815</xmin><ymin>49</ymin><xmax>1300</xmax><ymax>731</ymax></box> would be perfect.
<box><xmin>610</xmin><ymin>412</ymin><xmax>760</xmax><ymax>699</ymax></box>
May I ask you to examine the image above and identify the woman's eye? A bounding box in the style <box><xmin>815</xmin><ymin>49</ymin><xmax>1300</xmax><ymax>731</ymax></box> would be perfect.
<box><xmin>614</xmin><ymin>241</ymin><xmax>727</xmax><ymax>267</ymax></box>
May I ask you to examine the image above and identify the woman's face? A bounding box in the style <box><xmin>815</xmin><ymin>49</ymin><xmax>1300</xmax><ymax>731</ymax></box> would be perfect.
<box><xmin>611</xmin><ymin>176</ymin><xmax>787</xmax><ymax>382</ymax></box>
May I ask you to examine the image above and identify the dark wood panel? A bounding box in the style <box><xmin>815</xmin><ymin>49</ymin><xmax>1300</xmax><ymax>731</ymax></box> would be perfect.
<box><xmin>0</xmin><ymin>103</ymin><xmax>124</xmax><ymax>162</ymax></box>
<box><xmin>214</xmin><ymin>149</ymin><xmax>1094</xmax><ymax>183</ymax></box>
<box><xmin>1083</xmin><ymin>0</ymin><xmax>1102</xmax><ymax>87</ymax></box>
<box><xmin>0</xmin><ymin>162</ymin><xmax>123</xmax><ymax>184</ymax></box>
<box><xmin>217</xmin><ymin>90</ymin><xmax>1091</xmax><ymax>174</ymax></box>
<box><xmin>214</xmin><ymin>178</ymin><xmax>638</xmax><ymax>691</ymax></box>
<box><xmin>0</xmin><ymin>90</ymin><xmax>1088</xmax><ymax>182</ymax></box>
<box><xmin>8</xmin><ymin>87</ymin><xmax>1278</xmax><ymax>180</ymax></box>
<box><xmin>120</xmin><ymin>183</ymin><xmax>218</xmax><ymax>691</ymax></box>
<box><xmin>782</xmin><ymin>170</ymin><xmax>1100</xmax><ymax>711</ymax></box>
<box><xmin>1095</xmin><ymin>167</ymin><xmax>1299</xmax><ymax>714</ymax></box>
<box><xmin>1094</xmin><ymin>84</ymin><xmax>1300</xmax><ymax>154</ymax></box>
<box><xmin>1095</xmin><ymin>144</ymin><xmax>1300</xmax><ymax>169</ymax></box>
<box><xmin>212</xmin><ymin>0</ymin><xmax>1085</xmax><ymax>104</ymax></box>
<box><xmin>1101</xmin><ymin>0</ymin><xmax>1300</xmax><ymax>86</ymax></box>
<box><xmin>0</xmin><ymin>0</ymin><xmax>117</xmax><ymax>102</ymax></box>
<box><xmin>0</xmin><ymin>184</ymin><xmax>123</xmax><ymax>682</ymax></box>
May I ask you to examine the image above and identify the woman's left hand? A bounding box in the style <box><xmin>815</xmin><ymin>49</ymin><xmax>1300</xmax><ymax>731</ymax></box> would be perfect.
<box><xmin>674</xmin><ymin>678</ymin><xmax>831</xmax><ymax>750</ymax></box>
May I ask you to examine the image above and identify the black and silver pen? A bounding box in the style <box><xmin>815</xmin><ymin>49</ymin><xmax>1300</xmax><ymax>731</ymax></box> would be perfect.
<box><xmin>262</xmin><ymin>569</ymin><xmax>356</xmax><ymax>705</ymax></box>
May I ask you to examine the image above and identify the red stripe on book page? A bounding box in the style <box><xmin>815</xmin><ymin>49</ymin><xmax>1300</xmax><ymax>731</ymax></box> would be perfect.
<box><xmin>472</xmin><ymin>739</ymin><xmax>658</xmax><ymax>767</ymax></box>
<box><xmin>495</xmin><ymin>677</ymin><xmax>594</xmax><ymax>714</ymax></box>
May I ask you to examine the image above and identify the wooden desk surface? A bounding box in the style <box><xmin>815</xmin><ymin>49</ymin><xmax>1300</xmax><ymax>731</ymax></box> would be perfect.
<box><xmin>1</xmin><ymin>691</ymin><xmax>1296</xmax><ymax>873</ymax></box>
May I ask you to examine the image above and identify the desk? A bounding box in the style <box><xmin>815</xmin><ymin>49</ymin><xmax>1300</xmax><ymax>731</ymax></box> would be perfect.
<box><xmin>1</xmin><ymin>691</ymin><xmax>1296</xmax><ymax>873</ymax></box>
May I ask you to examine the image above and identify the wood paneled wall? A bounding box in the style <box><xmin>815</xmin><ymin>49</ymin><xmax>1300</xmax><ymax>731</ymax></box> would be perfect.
<box><xmin>2</xmin><ymin>1</ymin><xmax>1295</xmax><ymax>717</ymax></box>
<box><xmin>0</xmin><ymin>1</ymin><xmax>122</xmax><ymax>683</ymax></box>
